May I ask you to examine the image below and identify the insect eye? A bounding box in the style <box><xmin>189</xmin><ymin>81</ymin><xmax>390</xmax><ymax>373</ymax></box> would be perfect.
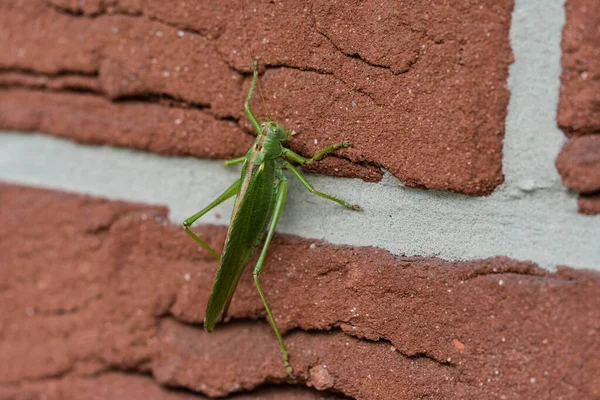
<box><xmin>260</xmin><ymin>123</ymin><xmax>265</xmax><ymax>128</ymax></box>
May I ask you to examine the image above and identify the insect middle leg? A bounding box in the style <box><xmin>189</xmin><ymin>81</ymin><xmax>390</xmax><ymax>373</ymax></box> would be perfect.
<box><xmin>183</xmin><ymin>178</ymin><xmax>241</xmax><ymax>260</ymax></box>
<box><xmin>284</xmin><ymin>161</ymin><xmax>362</xmax><ymax>211</ymax></box>
<box><xmin>252</xmin><ymin>179</ymin><xmax>294</xmax><ymax>377</ymax></box>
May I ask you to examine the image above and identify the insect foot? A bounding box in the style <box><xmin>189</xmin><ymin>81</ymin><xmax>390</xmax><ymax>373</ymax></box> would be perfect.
<box><xmin>351</xmin><ymin>204</ymin><xmax>363</xmax><ymax>211</ymax></box>
<box><xmin>285</xmin><ymin>362</ymin><xmax>294</xmax><ymax>378</ymax></box>
<box><xmin>341</xmin><ymin>141</ymin><xmax>352</xmax><ymax>148</ymax></box>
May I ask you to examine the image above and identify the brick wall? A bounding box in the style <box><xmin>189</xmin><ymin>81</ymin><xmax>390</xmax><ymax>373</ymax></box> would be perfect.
<box><xmin>0</xmin><ymin>1</ymin><xmax>599</xmax><ymax>399</ymax></box>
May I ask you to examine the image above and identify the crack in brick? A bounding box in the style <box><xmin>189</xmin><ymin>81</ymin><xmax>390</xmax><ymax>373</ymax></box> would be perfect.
<box><xmin>0</xmin><ymin>67</ymin><xmax>99</xmax><ymax>78</ymax></box>
<box><xmin>265</xmin><ymin>64</ymin><xmax>380</xmax><ymax>105</ymax></box>
<box><xmin>153</xmin><ymin>317</ymin><xmax>457</xmax><ymax>396</ymax></box>
<box><xmin>46</xmin><ymin>0</ymin><xmax>426</xmax><ymax>80</ymax></box>
<box><xmin>48</xmin><ymin>1</ymin><xmax>223</xmax><ymax>40</ymax></box>
<box><xmin>0</xmin><ymin>68</ymin><xmax>101</xmax><ymax>94</ymax></box>
<box><xmin>2</xmin><ymin>70</ymin><xmax>213</xmax><ymax>112</ymax></box>
<box><xmin>0</xmin><ymin>81</ymin><xmax>99</xmax><ymax>95</ymax></box>
<box><xmin>315</xmin><ymin>29</ymin><xmax>395</xmax><ymax>73</ymax></box>
<box><xmin>31</xmin><ymin>293</ymin><xmax>103</xmax><ymax>318</ymax></box>
<box><xmin>155</xmin><ymin>316</ymin><xmax>452</xmax><ymax>398</ymax></box>
<box><xmin>222</xmin><ymin>58</ymin><xmax>381</xmax><ymax>106</ymax></box>
<box><xmin>460</xmin><ymin>265</ymin><xmax>551</xmax><ymax>282</ymax></box>
<box><xmin>1</xmin><ymin>81</ymin><xmax>380</xmax><ymax>180</ymax></box>
<box><xmin>0</xmin><ymin>82</ymin><xmax>228</xmax><ymax>118</ymax></box>
<box><xmin>114</xmin><ymin>93</ymin><xmax>211</xmax><ymax>111</ymax></box>
<box><xmin>309</xmin><ymin>5</ymin><xmax>429</xmax><ymax>76</ymax></box>
<box><xmin>218</xmin><ymin>9</ymin><xmax>383</xmax><ymax>105</ymax></box>
<box><xmin>1</xmin><ymin>368</ymin><xmax>353</xmax><ymax>399</ymax></box>
<box><xmin>301</xmin><ymin>324</ymin><xmax>455</xmax><ymax>369</ymax></box>
<box><xmin>164</xmin><ymin>312</ymin><xmax>454</xmax><ymax>373</ymax></box>
<box><xmin>0</xmin><ymin>366</ymin><xmax>74</xmax><ymax>386</ymax></box>
<box><xmin>382</xmin><ymin>339</ymin><xmax>455</xmax><ymax>368</ymax></box>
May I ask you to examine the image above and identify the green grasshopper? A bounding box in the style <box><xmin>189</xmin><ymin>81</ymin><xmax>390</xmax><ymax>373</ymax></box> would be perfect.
<box><xmin>183</xmin><ymin>60</ymin><xmax>361</xmax><ymax>376</ymax></box>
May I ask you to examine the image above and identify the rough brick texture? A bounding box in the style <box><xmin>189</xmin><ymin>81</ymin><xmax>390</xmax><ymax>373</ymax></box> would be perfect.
<box><xmin>558</xmin><ymin>0</ymin><xmax>600</xmax><ymax>137</ymax></box>
<box><xmin>557</xmin><ymin>0</ymin><xmax>600</xmax><ymax>214</ymax></box>
<box><xmin>0</xmin><ymin>0</ymin><xmax>514</xmax><ymax>194</ymax></box>
<box><xmin>1</xmin><ymin>183</ymin><xmax>599</xmax><ymax>399</ymax></box>
<box><xmin>0</xmin><ymin>373</ymin><xmax>340</xmax><ymax>400</ymax></box>
<box><xmin>555</xmin><ymin>135</ymin><xmax>600</xmax><ymax>193</ymax></box>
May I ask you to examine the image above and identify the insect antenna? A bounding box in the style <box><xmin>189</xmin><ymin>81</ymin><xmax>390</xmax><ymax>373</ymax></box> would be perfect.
<box><xmin>238</xmin><ymin>0</ymin><xmax>271</xmax><ymax>121</ymax></box>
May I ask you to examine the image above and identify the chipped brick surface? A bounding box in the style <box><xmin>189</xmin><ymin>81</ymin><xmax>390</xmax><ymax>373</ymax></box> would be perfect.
<box><xmin>0</xmin><ymin>372</ymin><xmax>338</xmax><ymax>400</ymax></box>
<box><xmin>1</xmin><ymin>183</ymin><xmax>599</xmax><ymax>399</ymax></box>
<box><xmin>578</xmin><ymin>193</ymin><xmax>600</xmax><ymax>215</ymax></box>
<box><xmin>0</xmin><ymin>0</ymin><xmax>514</xmax><ymax>194</ymax></box>
<box><xmin>557</xmin><ymin>0</ymin><xmax>600</xmax><ymax>214</ymax></box>
<box><xmin>555</xmin><ymin>135</ymin><xmax>600</xmax><ymax>193</ymax></box>
<box><xmin>0</xmin><ymin>89</ymin><xmax>253</xmax><ymax>159</ymax></box>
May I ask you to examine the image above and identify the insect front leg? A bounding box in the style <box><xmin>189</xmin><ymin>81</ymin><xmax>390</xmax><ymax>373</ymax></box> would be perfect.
<box><xmin>252</xmin><ymin>179</ymin><xmax>294</xmax><ymax>377</ymax></box>
<box><xmin>183</xmin><ymin>179</ymin><xmax>241</xmax><ymax>260</ymax></box>
<box><xmin>284</xmin><ymin>161</ymin><xmax>362</xmax><ymax>211</ymax></box>
<box><xmin>244</xmin><ymin>59</ymin><xmax>263</xmax><ymax>135</ymax></box>
<box><xmin>224</xmin><ymin>156</ymin><xmax>246</xmax><ymax>166</ymax></box>
<box><xmin>283</xmin><ymin>141</ymin><xmax>351</xmax><ymax>165</ymax></box>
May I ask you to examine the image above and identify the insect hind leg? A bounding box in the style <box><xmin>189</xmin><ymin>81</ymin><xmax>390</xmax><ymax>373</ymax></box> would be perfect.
<box><xmin>252</xmin><ymin>179</ymin><xmax>294</xmax><ymax>377</ymax></box>
<box><xmin>183</xmin><ymin>178</ymin><xmax>241</xmax><ymax>261</ymax></box>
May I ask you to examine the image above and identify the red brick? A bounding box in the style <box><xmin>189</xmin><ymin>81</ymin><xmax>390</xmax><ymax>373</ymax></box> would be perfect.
<box><xmin>1</xmin><ymin>183</ymin><xmax>598</xmax><ymax>399</ymax></box>
<box><xmin>578</xmin><ymin>192</ymin><xmax>600</xmax><ymax>215</ymax></box>
<box><xmin>555</xmin><ymin>135</ymin><xmax>600</xmax><ymax>193</ymax></box>
<box><xmin>557</xmin><ymin>0</ymin><xmax>600</xmax><ymax>214</ymax></box>
<box><xmin>0</xmin><ymin>372</ymin><xmax>331</xmax><ymax>400</ymax></box>
<box><xmin>0</xmin><ymin>89</ymin><xmax>253</xmax><ymax>159</ymax></box>
<box><xmin>558</xmin><ymin>0</ymin><xmax>600</xmax><ymax>136</ymax></box>
<box><xmin>0</xmin><ymin>0</ymin><xmax>514</xmax><ymax>195</ymax></box>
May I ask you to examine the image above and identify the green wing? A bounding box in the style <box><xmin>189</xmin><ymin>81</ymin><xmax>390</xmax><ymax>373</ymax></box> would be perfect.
<box><xmin>204</xmin><ymin>160</ymin><xmax>279</xmax><ymax>331</ymax></box>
